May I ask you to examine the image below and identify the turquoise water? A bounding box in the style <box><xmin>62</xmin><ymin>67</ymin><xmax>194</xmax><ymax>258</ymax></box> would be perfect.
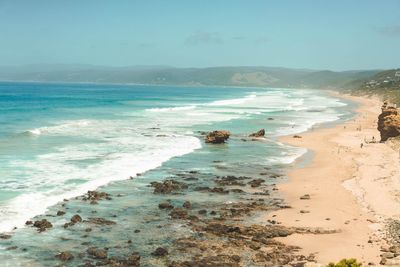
<box><xmin>0</xmin><ymin>82</ymin><xmax>355</xmax><ymax>265</ymax></box>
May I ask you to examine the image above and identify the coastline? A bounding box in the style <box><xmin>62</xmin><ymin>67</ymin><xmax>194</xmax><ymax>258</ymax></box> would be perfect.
<box><xmin>271</xmin><ymin>92</ymin><xmax>400</xmax><ymax>265</ymax></box>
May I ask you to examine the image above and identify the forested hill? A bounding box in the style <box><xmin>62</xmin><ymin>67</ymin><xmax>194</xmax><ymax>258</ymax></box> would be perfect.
<box><xmin>0</xmin><ymin>65</ymin><xmax>381</xmax><ymax>89</ymax></box>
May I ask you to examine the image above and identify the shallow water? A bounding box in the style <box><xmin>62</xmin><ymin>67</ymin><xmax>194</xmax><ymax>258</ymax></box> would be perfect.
<box><xmin>0</xmin><ymin>82</ymin><xmax>355</xmax><ymax>266</ymax></box>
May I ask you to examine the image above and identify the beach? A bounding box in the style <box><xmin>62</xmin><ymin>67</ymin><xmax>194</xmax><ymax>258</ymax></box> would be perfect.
<box><xmin>2</xmin><ymin>83</ymin><xmax>397</xmax><ymax>266</ymax></box>
<box><xmin>271</xmin><ymin>93</ymin><xmax>400</xmax><ymax>265</ymax></box>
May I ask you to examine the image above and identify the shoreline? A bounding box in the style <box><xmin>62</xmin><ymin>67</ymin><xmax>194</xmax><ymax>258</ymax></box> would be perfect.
<box><xmin>271</xmin><ymin>92</ymin><xmax>400</xmax><ymax>265</ymax></box>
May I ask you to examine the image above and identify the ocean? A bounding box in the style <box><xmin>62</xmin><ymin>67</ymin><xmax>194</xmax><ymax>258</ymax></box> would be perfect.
<box><xmin>0</xmin><ymin>82</ymin><xmax>355</xmax><ymax>266</ymax></box>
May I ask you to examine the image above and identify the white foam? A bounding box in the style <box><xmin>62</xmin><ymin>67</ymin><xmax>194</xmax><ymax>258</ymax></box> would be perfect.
<box><xmin>0</xmin><ymin>135</ymin><xmax>201</xmax><ymax>232</ymax></box>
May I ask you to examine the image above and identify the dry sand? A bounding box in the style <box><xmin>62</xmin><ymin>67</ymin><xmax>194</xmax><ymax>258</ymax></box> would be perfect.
<box><xmin>267</xmin><ymin>93</ymin><xmax>400</xmax><ymax>265</ymax></box>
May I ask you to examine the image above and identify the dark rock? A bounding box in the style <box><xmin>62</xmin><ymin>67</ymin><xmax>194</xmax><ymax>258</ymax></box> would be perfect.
<box><xmin>198</xmin><ymin>209</ymin><xmax>207</xmax><ymax>215</ymax></box>
<box><xmin>293</xmin><ymin>135</ymin><xmax>302</xmax><ymax>138</ymax></box>
<box><xmin>249</xmin><ymin>129</ymin><xmax>265</xmax><ymax>137</ymax></box>
<box><xmin>248</xmin><ymin>179</ymin><xmax>264</xmax><ymax>187</ymax></box>
<box><xmin>71</xmin><ymin>214</ymin><xmax>82</xmax><ymax>223</ymax></box>
<box><xmin>0</xmin><ymin>234</ymin><xmax>11</xmax><ymax>239</ymax></box>
<box><xmin>25</xmin><ymin>221</ymin><xmax>33</xmax><ymax>225</ymax></box>
<box><xmin>169</xmin><ymin>208</ymin><xmax>189</xmax><ymax>219</ymax></box>
<box><xmin>230</xmin><ymin>188</ymin><xmax>245</xmax><ymax>193</ymax></box>
<box><xmin>56</xmin><ymin>251</ymin><xmax>74</xmax><ymax>261</ymax></box>
<box><xmin>151</xmin><ymin>247</ymin><xmax>168</xmax><ymax>257</ymax></box>
<box><xmin>300</xmin><ymin>194</ymin><xmax>310</xmax><ymax>200</ymax></box>
<box><xmin>87</xmin><ymin>217</ymin><xmax>116</xmax><ymax>225</ymax></box>
<box><xmin>86</xmin><ymin>247</ymin><xmax>108</xmax><ymax>259</ymax></box>
<box><xmin>83</xmin><ymin>191</ymin><xmax>110</xmax><ymax>202</ymax></box>
<box><xmin>6</xmin><ymin>246</ymin><xmax>18</xmax><ymax>250</ymax></box>
<box><xmin>209</xmin><ymin>187</ymin><xmax>229</xmax><ymax>194</ymax></box>
<box><xmin>56</xmin><ymin>211</ymin><xmax>66</xmax><ymax>216</ymax></box>
<box><xmin>158</xmin><ymin>201</ymin><xmax>174</xmax><ymax>210</ymax></box>
<box><xmin>205</xmin><ymin>130</ymin><xmax>231</xmax><ymax>144</ymax></box>
<box><xmin>215</xmin><ymin>175</ymin><xmax>249</xmax><ymax>186</ymax></box>
<box><xmin>33</xmin><ymin>219</ymin><xmax>53</xmax><ymax>232</ymax></box>
<box><xmin>182</xmin><ymin>201</ymin><xmax>192</xmax><ymax>209</ymax></box>
<box><xmin>150</xmin><ymin>180</ymin><xmax>188</xmax><ymax>194</ymax></box>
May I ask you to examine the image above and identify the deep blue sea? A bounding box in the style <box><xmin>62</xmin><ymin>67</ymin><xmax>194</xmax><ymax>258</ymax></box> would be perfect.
<box><xmin>0</xmin><ymin>82</ymin><xmax>355</xmax><ymax>266</ymax></box>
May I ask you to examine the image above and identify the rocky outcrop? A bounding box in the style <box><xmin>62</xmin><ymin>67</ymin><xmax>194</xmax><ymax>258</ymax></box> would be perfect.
<box><xmin>205</xmin><ymin>130</ymin><xmax>231</xmax><ymax>143</ymax></box>
<box><xmin>33</xmin><ymin>219</ymin><xmax>53</xmax><ymax>232</ymax></box>
<box><xmin>249</xmin><ymin>129</ymin><xmax>265</xmax><ymax>137</ymax></box>
<box><xmin>150</xmin><ymin>179</ymin><xmax>188</xmax><ymax>194</ymax></box>
<box><xmin>378</xmin><ymin>105</ymin><xmax>400</xmax><ymax>141</ymax></box>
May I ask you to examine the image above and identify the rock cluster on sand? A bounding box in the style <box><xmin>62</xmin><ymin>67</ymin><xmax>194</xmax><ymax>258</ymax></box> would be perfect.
<box><xmin>377</xmin><ymin>104</ymin><xmax>400</xmax><ymax>141</ymax></box>
<box><xmin>205</xmin><ymin>130</ymin><xmax>231</xmax><ymax>143</ymax></box>
<box><xmin>249</xmin><ymin>129</ymin><xmax>265</xmax><ymax>137</ymax></box>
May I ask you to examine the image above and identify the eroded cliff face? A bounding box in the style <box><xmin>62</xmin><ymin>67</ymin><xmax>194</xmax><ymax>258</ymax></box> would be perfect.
<box><xmin>377</xmin><ymin>104</ymin><xmax>400</xmax><ymax>142</ymax></box>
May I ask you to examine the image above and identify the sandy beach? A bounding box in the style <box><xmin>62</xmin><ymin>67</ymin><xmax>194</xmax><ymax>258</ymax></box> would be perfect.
<box><xmin>269</xmin><ymin>93</ymin><xmax>400</xmax><ymax>265</ymax></box>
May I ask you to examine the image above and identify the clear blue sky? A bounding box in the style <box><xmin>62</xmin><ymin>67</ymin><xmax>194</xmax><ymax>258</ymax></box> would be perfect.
<box><xmin>0</xmin><ymin>0</ymin><xmax>399</xmax><ymax>70</ymax></box>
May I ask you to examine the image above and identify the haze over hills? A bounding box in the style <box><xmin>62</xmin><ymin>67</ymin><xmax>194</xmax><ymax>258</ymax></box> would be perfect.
<box><xmin>0</xmin><ymin>64</ymin><xmax>382</xmax><ymax>89</ymax></box>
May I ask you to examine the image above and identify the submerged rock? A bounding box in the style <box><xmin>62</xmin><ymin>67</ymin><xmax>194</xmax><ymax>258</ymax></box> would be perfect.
<box><xmin>378</xmin><ymin>105</ymin><xmax>400</xmax><ymax>141</ymax></box>
<box><xmin>205</xmin><ymin>130</ymin><xmax>231</xmax><ymax>144</ymax></box>
<box><xmin>249</xmin><ymin>129</ymin><xmax>265</xmax><ymax>137</ymax></box>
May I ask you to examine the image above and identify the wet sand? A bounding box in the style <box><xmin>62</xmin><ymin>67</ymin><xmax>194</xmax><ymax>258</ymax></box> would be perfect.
<box><xmin>270</xmin><ymin>93</ymin><xmax>400</xmax><ymax>265</ymax></box>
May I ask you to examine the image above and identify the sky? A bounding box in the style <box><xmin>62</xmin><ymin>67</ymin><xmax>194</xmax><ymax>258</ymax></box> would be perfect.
<box><xmin>0</xmin><ymin>0</ymin><xmax>399</xmax><ymax>71</ymax></box>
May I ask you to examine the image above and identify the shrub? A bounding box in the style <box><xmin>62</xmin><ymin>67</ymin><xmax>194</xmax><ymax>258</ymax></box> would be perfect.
<box><xmin>327</xmin><ymin>258</ymin><xmax>362</xmax><ymax>267</ymax></box>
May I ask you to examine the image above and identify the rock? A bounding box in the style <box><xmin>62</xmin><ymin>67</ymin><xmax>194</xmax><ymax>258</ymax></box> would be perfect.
<box><xmin>56</xmin><ymin>251</ymin><xmax>74</xmax><ymax>261</ymax></box>
<box><xmin>33</xmin><ymin>219</ymin><xmax>53</xmax><ymax>232</ymax></box>
<box><xmin>377</xmin><ymin>105</ymin><xmax>400</xmax><ymax>141</ymax></box>
<box><xmin>87</xmin><ymin>217</ymin><xmax>116</xmax><ymax>225</ymax></box>
<box><xmin>215</xmin><ymin>175</ymin><xmax>249</xmax><ymax>186</ymax></box>
<box><xmin>293</xmin><ymin>135</ymin><xmax>302</xmax><ymax>138</ymax></box>
<box><xmin>300</xmin><ymin>194</ymin><xmax>311</xmax><ymax>200</ymax></box>
<box><xmin>158</xmin><ymin>201</ymin><xmax>174</xmax><ymax>210</ymax></box>
<box><xmin>83</xmin><ymin>191</ymin><xmax>110</xmax><ymax>202</ymax></box>
<box><xmin>205</xmin><ymin>130</ymin><xmax>231</xmax><ymax>144</ymax></box>
<box><xmin>6</xmin><ymin>246</ymin><xmax>18</xmax><ymax>250</ymax></box>
<box><xmin>56</xmin><ymin>211</ymin><xmax>66</xmax><ymax>216</ymax></box>
<box><xmin>0</xmin><ymin>234</ymin><xmax>12</xmax><ymax>239</ymax></box>
<box><xmin>86</xmin><ymin>247</ymin><xmax>108</xmax><ymax>259</ymax></box>
<box><xmin>182</xmin><ymin>201</ymin><xmax>192</xmax><ymax>209</ymax></box>
<box><xmin>71</xmin><ymin>214</ymin><xmax>82</xmax><ymax>223</ymax></box>
<box><xmin>300</xmin><ymin>210</ymin><xmax>310</xmax><ymax>214</ymax></box>
<box><xmin>198</xmin><ymin>209</ymin><xmax>207</xmax><ymax>215</ymax></box>
<box><xmin>126</xmin><ymin>252</ymin><xmax>140</xmax><ymax>266</ymax></box>
<box><xmin>249</xmin><ymin>129</ymin><xmax>265</xmax><ymax>137</ymax></box>
<box><xmin>169</xmin><ymin>208</ymin><xmax>189</xmax><ymax>219</ymax></box>
<box><xmin>25</xmin><ymin>221</ymin><xmax>33</xmax><ymax>225</ymax></box>
<box><xmin>151</xmin><ymin>247</ymin><xmax>168</xmax><ymax>257</ymax></box>
<box><xmin>150</xmin><ymin>180</ymin><xmax>188</xmax><ymax>194</ymax></box>
<box><xmin>248</xmin><ymin>179</ymin><xmax>264</xmax><ymax>187</ymax></box>
<box><xmin>209</xmin><ymin>187</ymin><xmax>229</xmax><ymax>194</ymax></box>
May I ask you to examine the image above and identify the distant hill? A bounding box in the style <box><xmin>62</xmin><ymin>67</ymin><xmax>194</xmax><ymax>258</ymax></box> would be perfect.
<box><xmin>0</xmin><ymin>64</ymin><xmax>382</xmax><ymax>89</ymax></box>
<box><xmin>349</xmin><ymin>69</ymin><xmax>400</xmax><ymax>103</ymax></box>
